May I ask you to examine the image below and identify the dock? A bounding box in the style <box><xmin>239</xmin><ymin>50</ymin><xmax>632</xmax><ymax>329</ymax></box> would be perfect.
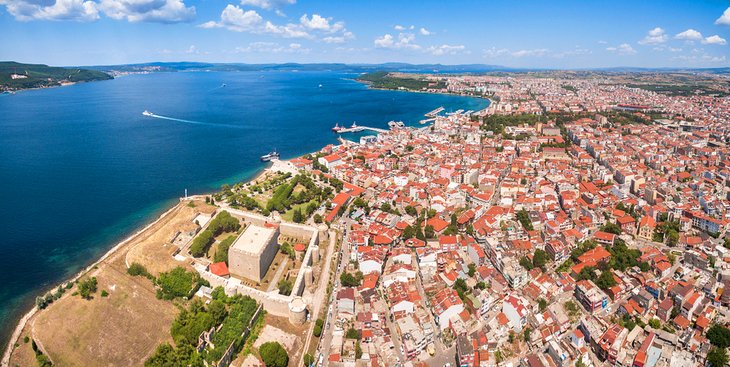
<box><xmin>419</xmin><ymin>118</ymin><xmax>437</xmax><ymax>125</ymax></box>
<box><xmin>335</xmin><ymin>125</ymin><xmax>388</xmax><ymax>134</ymax></box>
<box><xmin>425</xmin><ymin>106</ymin><xmax>444</xmax><ymax>117</ymax></box>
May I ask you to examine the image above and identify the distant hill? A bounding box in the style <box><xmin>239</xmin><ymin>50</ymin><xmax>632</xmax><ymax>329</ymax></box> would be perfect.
<box><xmin>86</xmin><ymin>62</ymin><xmax>730</xmax><ymax>75</ymax></box>
<box><xmin>86</xmin><ymin>62</ymin><xmax>513</xmax><ymax>75</ymax></box>
<box><xmin>0</xmin><ymin>61</ymin><xmax>112</xmax><ymax>91</ymax></box>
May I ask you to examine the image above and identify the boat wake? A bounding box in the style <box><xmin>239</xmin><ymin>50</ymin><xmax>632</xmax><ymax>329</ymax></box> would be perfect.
<box><xmin>143</xmin><ymin>112</ymin><xmax>244</xmax><ymax>129</ymax></box>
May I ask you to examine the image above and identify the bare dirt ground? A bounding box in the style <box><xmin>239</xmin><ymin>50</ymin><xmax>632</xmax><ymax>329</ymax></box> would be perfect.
<box><xmin>30</xmin><ymin>266</ymin><xmax>178</xmax><ymax>367</ymax></box>
<box><xmin>9</xmin><ymin>199</ymin><xmax>212</xmax><ymax>367</ymax></box>
<box><xmin>125</xmin><ymin>200</ymin><xmax>216</xmax><ymax>275</ymax></box>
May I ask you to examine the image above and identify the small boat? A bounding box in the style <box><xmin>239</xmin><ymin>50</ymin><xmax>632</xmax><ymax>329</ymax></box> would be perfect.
<box><xmin>351</xmin><ymin>121</ymin><xmax>358</xmax><ymax>128</ymax></box>
<box><xmin>388</xmin><ymin>120</ymin><xmax>405</xmax><ymax>129</ymax></box>
<box><xmin>142</xmin><ymin>110</ymin><xmax>153</xmax><ymax>116</ymax></box>
<box><xmin>260</xmin><ymin>150</ymin><xmax>280</xmax><ymax>162</ymax></box>
<box><xmin>221</xmin><ymin>83</ymin><xmax>227</xmax><ymax>87</ymax></box>
<box><xmin>332</xmin><ymin>123</ymin><xmax>343</xmax><ymax>132</ymax></box>
<box><xmin>318</xmin><ymin>84</ymin><xmax>323</xmax><ymax>88</ymax></box>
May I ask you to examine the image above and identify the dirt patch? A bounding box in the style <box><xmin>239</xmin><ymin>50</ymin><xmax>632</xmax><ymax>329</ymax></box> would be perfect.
<box><xmin>31</xmin><ymin>265</ymin><xmax>178</xmax><ymax>367</ymax></box>
<box><xmin>254</xmin><ymin>325</ymin><xmax>297</xmax><ymax>351</ymax></box>
<box><xmin>125</xmin><ymin>200</ymin><xmax>215</xmax><ymax>275</ymax></box>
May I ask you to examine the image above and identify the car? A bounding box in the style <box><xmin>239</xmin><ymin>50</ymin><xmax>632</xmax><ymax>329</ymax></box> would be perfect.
<box><xmin>444</xmin><ymin>364</ymin><xmax>452</xmax><ymax>367</ymax></box>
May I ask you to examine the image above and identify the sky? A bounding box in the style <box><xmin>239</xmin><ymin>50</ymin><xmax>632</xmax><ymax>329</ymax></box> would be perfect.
<box><xmin>1</xmin><ymin>0</ymin><xmax>730</xmax><ymax>68</ymax></box>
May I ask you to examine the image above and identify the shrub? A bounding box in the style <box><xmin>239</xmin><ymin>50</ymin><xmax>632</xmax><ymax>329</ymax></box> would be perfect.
<box><xmin>77</xmin><ymin>277</ymin><xmax>98</xmax><ymax>299</ymax></box>
<box><xmin>259</xmin><ymin>341</ymin><xmax>288</xmax><ymax>367</ymax></box>
<box><xmin>127</xmin><ymin>262</ymin><xmax>150</xmax><ymax>277</ymax></box>
<box><xmin>101</xmin><ymin>290</ymin><xmax>109</xmax><ymax>297</ymax></box>
<box><xmin>156</xmin><ymin>267</ymin><xmax>198</xmax><ymax>300</ymax></box>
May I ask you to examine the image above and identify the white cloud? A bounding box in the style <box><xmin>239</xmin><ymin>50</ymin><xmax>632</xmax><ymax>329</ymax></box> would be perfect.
<box><xmin>2</xmin><ymin>0</ymin><xmax>99</xmax><ymax>21</ymax></box>
<box><xmin>674</xmin><ymin>29</ymin><xmax>702</xmax><ymax>41</ymax></box>
<box><xmin>483</xmin><ymin>47</ymin><xmax>510</xmax><ymax>58</ymax></box>
<box><xmin>99</xmin><ymin>0</ymin><xmax>195</xmax><ymax>23</ymax></box>
<box><xmin>240</xmin><ymin>0</ymin><xmax>294</xmax><ymax>10</ymax></box>
<box><xmin>606</xmin><ymin>43</ymin><xmax>637</xmax><ymax>55</ymax></box>
<box><xmin>702</xmin><ymin>35</ymin><xmax>727</xmax><ymax>45</ymax></box>
<box><xmin>393</xmin><ymin>24</ymin><xmax>405</xmax><ymax>31</ymax></box>
<box><xmin>185</xmin><ymin>45</ymin><xmax>197</xmax><ymax>54</ymax></box>
<box><xmin>374</xmin><ymin>34</ymin><xmax>394</xmax><ymax>48</ymax></box>
<box><xmin>426</xmin><ymin>44</ymin><xmax>466</xmax><ymax>56</ymax></box>
<box><xmin>511</xmin><ymin>48</ymin><xmax>549</xmax><ymax>57</ymax></box>
<box><xmin>715</xmin><ymin>6</ymin><xmax>730</xmax><ymax>25</ymax></box>
<box><xmin>419</xmin><ymin>27</ymin><xmax>431</xmax><ymax>36</ymax></box>
<box><xmin>201</xmin><ymin>5</ymin><xmax>352</xmax><ymax>41</ymax></box>
<box><xmin>299</xmin><ymin>13</ymin><xmax>344</xmax><ymax>33</ymax></box>
<box><xmin>373</xmin><ymin>32</ymin><xmax>420</xmax><ymax>50</ymax></box>
<box><xmin>638</xmin><ymin>27</ymin><xmax>667</xmax><ymax>45</ymax></box>
<box><xmin>234</xmin><ymin>41</ymin><xmax>309</xmax><ymax>53</ymax></box>
<box><xmin>200</xmin><ymin>5</ymin><xmax>263</xmax><ymax>31</ymax></box>
<box><xmin>323</xmin><ymin>31</ymin><xmax>354</xmax><ymax>44</ymax></box>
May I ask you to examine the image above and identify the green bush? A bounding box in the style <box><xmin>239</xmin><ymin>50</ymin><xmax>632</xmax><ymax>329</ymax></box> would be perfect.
<box><xmin>78</xmin><ymin>277</ymin><xmax>98</xmax><ymax>300</ymax></box>
<box><xmin>127</xmin><ymin>262</ymin><xmax>150</xmax><ymax>277</ymax></box>
<box><xmin>259</xmin><ymin>341</ymin><xmax>288</xmax><ymax>367</ymax></box>
<box><xmin>156</xmin><ymin>267</ymin><xmax>198</xmax><ymax>300</ymax></box>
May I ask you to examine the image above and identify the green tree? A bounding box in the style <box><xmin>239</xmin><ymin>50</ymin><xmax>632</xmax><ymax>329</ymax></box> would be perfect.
<box><xmin>467</xmin><ymin>263</ymin><xmax>476</xmax><ymax>277</ymax></box>
<box><xmin>649</xmin><ymin>318</ymin><xmax>661</xmax><ymax>329</ymax></box>
<box><xmin>424</xmin><ymin>225</ymin><xmax>435</xmax><ymax>239</ymax></box>
<box><xmin>304</xmin><ymin>353</ymin><xmax>315</xmax><ymax>366</ymax></box>
<box><xmin>340</xmin><ymin>272</ymin><xmax>360</xmax><ymax>287</ymax></box>
<box><xmin>532</xmin><ymin>249</ymin><xmax>549</xmax><ymax>269</ymax></box>
<box><xmin>519</xmin><ymin>256</ymin><xmax>534</xmax><ymax>270</ymax></box>
<box><xmin>157</xmin><ymin>266</ymin><xmax>198</xmax><ymax>300</ymax></box>
<box><xmin>77</xmin><ymin>277</ymin><xmax>98</xmax><ymax>299</ymax></box>
<box><xmin>595</xmin><ymin>270</ymin><xmax>617</xmax><ymax>291</ymax></box>
<box><xmin>313</xmin><ymin>319</ymin><xmax>324</xmax><ymax>337</ymax></box>
<box><xmin>405</xmin><ymin>205</ymin><xmax>417</xmax><ymax>216</ymax></box>
<box><xmin>259</xmin><ymin>342</ymin><xmax>288</xmax><ymax>367</ymax></box>
<box><xmin>600</xmin><ymin>222</ymin><xmax>622</xmax><ymax>235</ymax></box>
<box><xmin>708</xmin><ymin>347</ymin><xmax>729</xmax><ymax>367</ymax></box>
<box><xmin>345</xmin><ymin>327</ymin><xmax>359</xmax><ymax>339</ymax></box>
<box><xmin>292</xmin><ymin>208</ymin><xmax>304</xmax><ymax>223</ymax></box>
<box><xmin>538</xmin><ymin>298</ymin><xmax>548</xmax><ymax>312</ymax></box>
<box><xmin>708</xmin><ymin>324</ymin><xmax>730</xmax><ymax>348</ymax></box>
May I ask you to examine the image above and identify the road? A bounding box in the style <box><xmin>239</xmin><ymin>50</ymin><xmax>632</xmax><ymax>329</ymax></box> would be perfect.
<box><xmin>301</xmin><ymin>229</ymin><xmax>337</xmax><ymax>366</ymax></box>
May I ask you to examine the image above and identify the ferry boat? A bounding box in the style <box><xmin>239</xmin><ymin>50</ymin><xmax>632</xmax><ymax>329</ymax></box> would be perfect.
<box><xmin>260</xmin><ymin>150</ymin><xmax>280</xmax><ymax>162</ymax></box>
<box><xmin>351</xmin><ymin>121</ymin><xmax>358</xmax><ymax>128</ymax></box>
<box><xmin>142</xmin><ymin>110</ymin><xmax>153</xmax><ymax>117</ymax></box>
<box><xmin>332</xmin><ymin>123</ymin><xmax>344</xmax><ymax>132</ymax></box>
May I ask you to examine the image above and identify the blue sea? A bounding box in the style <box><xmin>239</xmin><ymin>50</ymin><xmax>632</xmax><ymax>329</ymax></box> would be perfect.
<box><xmin>0</xmin><ymin>71</ymin><xmax>488</xmax><ymax>346</ymax></box>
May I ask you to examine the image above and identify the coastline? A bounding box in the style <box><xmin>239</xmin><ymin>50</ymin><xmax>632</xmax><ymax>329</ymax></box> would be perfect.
<box><xmin>1</xmin><ymin>81</ymin><xmax>488</xmax><ymax>363</ymax></box>
<box><xmin>0</xmin><ymin>199</ymin><xmax>184</xmax><ymax>366</ymax></box>
<box><xmin>0</xmin><ymin>161</ymin><xmax>278</xmax><ymax>365</ymax></box>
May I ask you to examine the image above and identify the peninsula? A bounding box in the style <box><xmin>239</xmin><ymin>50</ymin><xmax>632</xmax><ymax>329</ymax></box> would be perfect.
<box><xmin>0</xmin><ymin>62</ymin><xmax>112</xmax><ymax>92</ymax></box>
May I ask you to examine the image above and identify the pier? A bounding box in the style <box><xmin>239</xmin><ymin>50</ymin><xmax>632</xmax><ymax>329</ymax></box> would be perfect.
<box><xmin>335</xmin><ymin>125</ymin><xmax>388</xmax><ymax>134</ymax></box>
<box><xmin>425</xmin><ymin>106</ymin><xmax>444</xmax><ymax>117</ymax></box>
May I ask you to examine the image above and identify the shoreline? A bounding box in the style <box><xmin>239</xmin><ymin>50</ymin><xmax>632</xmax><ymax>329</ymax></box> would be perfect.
<box><xmin>0</xmin><ymin>199</ymin><xmax>185</xmax><ymax>366</ymax></box>
<box><xmin>0</xmin><ymin>161</ymin><xmax>279</xmax><ymax>365</ymax></box>
<box><xmin>1</xmin><ymin>83</ymin><xmax>488</xmax><ymax>363</ymax></box>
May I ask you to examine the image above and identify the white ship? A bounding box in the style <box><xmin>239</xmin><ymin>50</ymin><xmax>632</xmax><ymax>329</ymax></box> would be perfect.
<box><xmin>142</xmin><ymin>110</ymin><xmax>153</xmax><ymax>117</ymax></box>
<box><xmin>260</xmin><ymin>149</ymin><xmax>280</xmax><ymax>162</ymax></box>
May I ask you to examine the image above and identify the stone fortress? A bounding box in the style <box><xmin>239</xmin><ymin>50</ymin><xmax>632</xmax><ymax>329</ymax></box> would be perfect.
<box><xmin>194</xmin><ymin>208</ymin><xmax>324</xmax><ymax>326</ymax></box>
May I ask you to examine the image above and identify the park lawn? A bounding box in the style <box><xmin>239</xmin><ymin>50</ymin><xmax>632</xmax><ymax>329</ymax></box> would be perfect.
<box><xmin>281</xmin><ymin>199</ymin><xmax>318</xmax><ymax>222</ymax></box>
